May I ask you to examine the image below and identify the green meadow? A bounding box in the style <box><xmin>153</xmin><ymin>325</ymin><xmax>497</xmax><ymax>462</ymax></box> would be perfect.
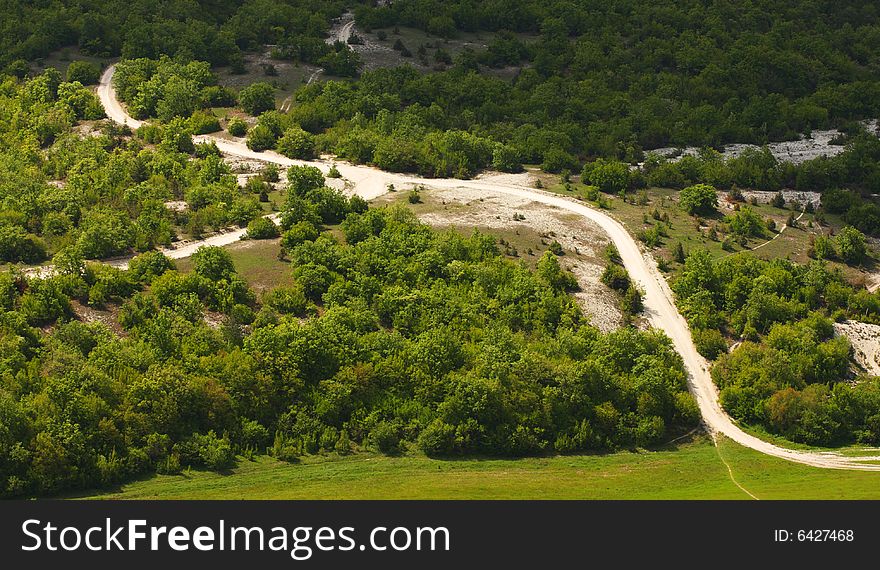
<box><xmin>77</xmin><ymin>436</ymin><xmax>880</xmax><ymax>500</ymax></box>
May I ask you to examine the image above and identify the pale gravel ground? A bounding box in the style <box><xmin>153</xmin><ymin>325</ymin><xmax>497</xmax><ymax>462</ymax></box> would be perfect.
<box><xmin>652</xmin><ymin>120</ymin><xmax>879</xmax><ymax>166</ymax></box>
<box><xmin>738</xmin><ymin>190</ymin><xmax>822</xmax><ymax>208</ymax></box>
<box><xmin>652</xmin><ymin>128</ymin><xmax>854</xmax><ymax>165</ymax></box>
<box><xmin>415</xmin><ymin>186</ymin><xmax>623</xmax><ymax>332</ymax></box>
<box><xmin>834</xmin><ymin>321</ymin><xmax>880</xmax><ymax>377</ymax></box>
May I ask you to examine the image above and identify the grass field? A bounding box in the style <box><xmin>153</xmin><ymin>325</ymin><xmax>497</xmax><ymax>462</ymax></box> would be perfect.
<box><xmin>175</xmin><ymin>237</ymin><xmax>292</xmax><ymax>294</ymax></box>
<box><xmin>547</xmin><ymin>182</ymin><xmax>876</xmax><ymax>282</ymax></box>
<box><xmin>76</xmin><ymin>436</ymin><xmax>880</xmax><ymax>500</ymax></box>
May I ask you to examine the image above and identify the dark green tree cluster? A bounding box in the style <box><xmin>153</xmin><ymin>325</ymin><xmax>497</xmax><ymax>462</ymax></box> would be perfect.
<box><xmin>673</xmin><ymin>249</ymin><xmax>880</xmax><ymax>445</ymax></box>
<box><xmin>0</xmin><ymin>197</ymin><xmax>699</xmax><ymax>497</ymax></box>
<box><xmin>7</xmin><ymin>1</ymin><xmax>880</xmax><ymax>172</ymax></box>
<box><xmin>0</xmin><ymin>0</ymin><xmax>345</xmax><ymax>71</ymax></box>
<box><xmin>641</xmin><ymin>137</ymin><xmax>880</xmax><ymax>238</ymax></box>
<box><xmin>113</xmin><ymin>57</ymin><xmax>235</xmax><ymax>121</ymax></box>
<box><xmin>346</xmin><ymin>0</ymin><xmax>880</xmax><ymax>160</ymax></box>
<box><xmin>643</xmin><ymin>134</ymin><xmax>880</xmax><ymax>193</ymax></box>
<box><xmin>243</xmin><ymin>111</ymin><xmax>317</xmax><ymax>159</ymax></box>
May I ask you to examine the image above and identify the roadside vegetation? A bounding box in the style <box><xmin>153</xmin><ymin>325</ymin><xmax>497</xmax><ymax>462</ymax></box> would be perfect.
<box><xmin>674</xmin><ymin>249</ymin><xmax>880</xmax><ymax>446</ymax></box>
<box><xmin>0</xmin><ymin>70</ymin><xmax>272</xmax><ymax>266</ymax></box>
<box><xmin>0</xmin><ymin>164</ymin><xmax>700</xmax><ymax>498</ymax></box>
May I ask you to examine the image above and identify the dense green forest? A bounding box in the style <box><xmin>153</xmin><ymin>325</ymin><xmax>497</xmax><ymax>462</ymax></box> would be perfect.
<box><xmin>673</xmin><ymin>250</ymin><xmax>880</xmax><ymax>445</ymax></box>
<box><xmin>320</xmin><ymin>0</ymin><xmax>880</xmax><ymax>168</ymax></box>
<box><xmin>0</xmin><ymin>0</ymin><xmax>346</xmax><ymax>69</ymax></box>
<box><xmin>6</xmin><ymin>1</ymin><xmax>880</xmax><ymax>166</ymax></box>
<box><xmin>581</xmin><ymin>135</ymin><xmax>880</xmax><ymax>236</ymax></box>
<box><xmin>5</xmin><ymin>0</ymin><xmax>880</xmax><ymax>496</ymax></box>
<box><xmin>0</xmin><ymin>69</ymin><xmax>270</xmax><ymax>264</ymax></box>
<box><xmin>0</xmin><ymin>180</ymin><xmax>699</xmax><ymax>496</ymax></box>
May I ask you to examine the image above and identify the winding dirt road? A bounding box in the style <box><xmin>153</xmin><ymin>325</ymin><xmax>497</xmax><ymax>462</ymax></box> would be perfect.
<box><xmin>95</xmin><ymin>64</ymin><xmax>880</xmax><ymax>470</ymax></box>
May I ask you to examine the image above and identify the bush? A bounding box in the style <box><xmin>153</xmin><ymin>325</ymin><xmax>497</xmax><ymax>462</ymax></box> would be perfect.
<box><xmin>417</xmin><ymin>420</ymin><xmax>456</xmax><ymax>456</ymax></box>
<box><xmin>371</xmin><ymin>422</ymin><xmax>400</xmax><ymax>455</ymax></box>
<box><xmin>492</xmin><ymin>144</ymin><xmax>522</xmax><ymax>172</ymax></box>
<box><xmin>246</xmin><ymin>124</ymin><xmax>277</xmax><ymax>151</ymax></box>
<box><xmin>601</xmin><ymin>263</ymin><xmax>630</xmax><ymax>291</ymax></box>
<box><xmin>192</xmin><ymin>246</ymin><xmax>236</xmax><ymax>281</ymax></box>
<box><xmin>693</xmin><ymin>328</ymin><xmax>727</xmax><ymax>359</ymax></box>
<box><xmin>176</xmin><ymin>432</ymin><xmax>235</xmax><ymax>471</ymax></box>
<box><xmin>836</xmin><ymin>226</ymin><xmax>867</xmax><ymax>265</ymax></box>
<box><xmin>281</xmin><ymin>222</ymin><xmax>320</xmax><ymax>249</ymax></box>
<box><xmin>127</xmin><ymin>251</ymin><xmax>175</xmax><ymax>283</ymax></box>
<box><xmin>238</xmin><ymin>82</ymin><xmax>275</xmax><ymax>116</ymax></box>
<box><xmin>621</xmin><ymin>284</ymin><xmax>643</xmax><ymax>315</ymax></box>
<box><xmin>679</xmin><ymin>184</ymin><xmax>718</xmax><ymax>215</ymax></box>
<box><xmin>246</xmin><ymin>216</ymin><xmax>280</xmax><ymax>239</ymax></box>
<box><xmin>200</xmin><ymin>85</ymin><xmax>237</xmax><ymax>107</ymax></box>
<box><xmin>287</xmin><ymin>165</ymin><xmax>325</xmax><ymax>196</ymax></box>
<box><xmin>262</xmin><ymin>163</ymin><xmax>280</xmax><ymax>182</ymax></box>
<box><xmin>263</xmin><ymin>285</ymin><xmax>308</xmax><ymax>315</ymax></box>
<box><xmin>727</xmin><ymin>206</ymin><xmax>765</xmax><ymax>238</ymax></box>
<box><xmin>276</xmin><ymin>126</ymin><xmax>315</xmax><ymax>159</ymax></box>
<box><xmin>227</xmin><ymin>117</ymin><xmax>247</xmax><ymax>137</ymax></box>
<box><xmin>188</xmin><ymin>110</ymin><xmax>221</xmax><ymax>134</ymax></box>
<box><xmin>66</xmin><ymin>60</ymin><xmax>100</xmax><ymax>85</ymax></box>
<box><xmin>541</xmin><ymin>147</ymin><xmax>577</xmax><ymax>173</ymax></box>
<box><xmin>581</xmin><ymin>159</ymin><xmax>630</xmax><ymax>193</ymax></box>
<box><xmin>0</xmin><ymin>225</ymin><xmax>47</xmax><ymax>263</ymax></box>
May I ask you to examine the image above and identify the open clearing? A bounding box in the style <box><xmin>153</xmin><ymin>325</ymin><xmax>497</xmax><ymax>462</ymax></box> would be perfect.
<box><xmin>76</xmin><ymin>436</ymin><xmax>880</xmax><ymax>500</ymax></box>
<box><xmin>175</xmin><ymin>237</ymin><xmax>291</xmax><ymax>294</ymax></box>
<box><xmin>548</xmin><ymin>182</ymin><xmax>877</xmax><ymax>283</ymax></box>
<box><xmin>375</xmin><ymin>185</ymin><xmax>624</xmax><ymax>331</ymax></box>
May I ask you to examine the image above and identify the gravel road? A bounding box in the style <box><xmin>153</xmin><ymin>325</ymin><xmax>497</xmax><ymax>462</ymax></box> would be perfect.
<box><xmin>89</xmin><ymin>64</ymin><xmax>880</xmax><ymax>470</ymax></box>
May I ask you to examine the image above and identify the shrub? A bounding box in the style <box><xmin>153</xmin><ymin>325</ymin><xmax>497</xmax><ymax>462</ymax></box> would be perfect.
<box><xmin>262</xmin><ymin>163</ymin><xmax>280</xmax><ymax>182</ymax></box>
<box><xmin>281</xmin><ymin>222</ymin><xmax>320</xmax><ymax>249</ymax></box>
<box><xmin>66</xmin><ymin>60</ymin><xmax>100</xmax><ymax>85</ymax></box>
<box><xmin>693</xmin><ymin>328</ymin><xmax>727</xmax><ymax>359</ymax></box>
<box><xmin>679</xmin><ymin>184</ymin><xmax>718</xmax><ymax>215</ymax></box>
<box><xmin>246</xmin><ymin>216</ymin><xmax>280</xmax><ymax>239</ymax></box>
<box><xmin>836</xmin><ymin>226</ymin><xmax>867</xmax><ymax>265</ymax></box>
<box><xmin>276</xmin><ymin>126</ymin><xmax>315</xmax><ymax>159</ymax></box>
<box><xmin>621</xmin><ymin>284</ymin><xmax>643</xmax><ymax>315</ymax></box>
<box><xmin>727</xmin><ymin>206</ymin><xmax>765</xmax><ymax>238</ymax></box>
<box><xmin>371</xmin><ymin>422</ymin><xmax>400</xmax><ymax>455</ymax></box>
<box><xmin>601</xmin><ymin>263</ymin><xmax>630</xmax><ymax>291</ymax></box>
<box><xmin>188</xmin><ymin>110</ymin><xmax>221</xmax><ymax>134</ymax></box>
<box><xmin>263</xmin><ymin>285</ymin><xmax>308</xmax><ymax>315</ymax></box>
<box><xmin>238</xmin><ymin>82</ymin><xmax>275</xmax><ymax>115</ymax></box>
<box><xmin>227</xmin><ymin>117</ymin><xmax>247</xmax><ymax>137</ymax></box>
<box><xmin>246</xmin><ymin>124</ymin><xmax>277</xmax><ymax>151</ymax></box>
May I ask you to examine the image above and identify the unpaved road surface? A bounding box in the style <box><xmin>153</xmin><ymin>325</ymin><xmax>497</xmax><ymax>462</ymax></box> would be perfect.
<box><xmin>90</xmin><ymin>65</ymin><xmax>880</xmax><ymax>470</ymax></box>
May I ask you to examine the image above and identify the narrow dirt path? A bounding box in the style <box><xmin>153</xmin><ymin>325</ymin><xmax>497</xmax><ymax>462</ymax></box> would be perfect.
<box><xmin>749</xmin><ymin>209</ymin><xmax>805</xmax><ymax>253</ymax></box>
<box><xmin>714</xmin><ymin>436</ymin><xmax>760</xmax><ymax>500</ymax></box>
